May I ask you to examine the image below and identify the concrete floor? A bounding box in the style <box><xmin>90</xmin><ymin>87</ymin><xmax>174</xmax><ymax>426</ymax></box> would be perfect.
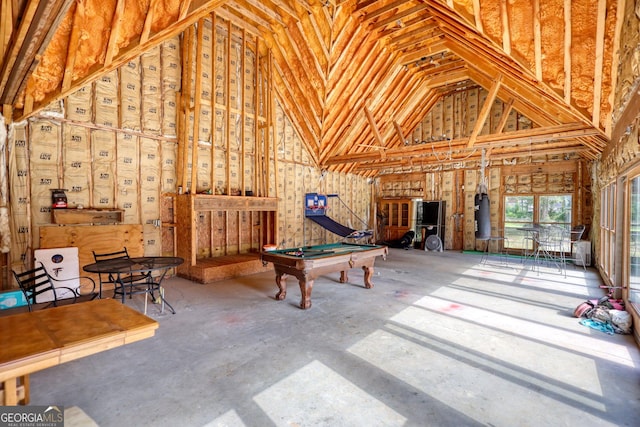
<box><xmin>29</xmin><ymin>249</ymin><xmax>640</xmax><ymax>427</ymax></box>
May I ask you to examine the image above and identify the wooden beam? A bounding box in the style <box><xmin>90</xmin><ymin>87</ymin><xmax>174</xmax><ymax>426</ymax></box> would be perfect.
<box><xmin>140</xmin><ymin>1</ymin><xmax>155</xmax><ymax>44</ymax></box>
<box><xmin>363</xmin><ymin>107</ymin><xmax>382</xmax><ymax>146</ymax></box>
<box><xmin>472</xmin><ymin>0</ymin><xmax>482</xmax><ymax>32</ymax></box>
<box><xmin>191</xmin><ymin>18</ymin><xmax>205</xmax><ymax>193</ymax></box>
<box><xmin>605</xmin><ymin>0</ymin><xmax>627</xmax><ymax>136</ymax></box>
<box><xmin>533</xmin><ymin>0</ymin><xmax>542</xmax><ymax>81</ymax></box>
<box><xmin>180</xmin><ymin>26</ymin><xmax>194</xmax><ymax>191</ymax></box>
<box><xmin>468</xmin><ymin>75</ymin><xmax>502</xmax><ymax>148</ymax></box>
<box><xmin>104</xmin><ymin>0</ymin><xmax>126</xmax><ymax>66</ymax></box>
<box><xmin>370</xmin><ymin>4</ymin><xmax>429</xmax><ymax>30</ymax></box>
<box><xmin>61</xmin><ymin>1</ymin><xmax>84</xmax><ymax>91</ymax></box>
<box><xmin>500</xmin><ymin>0</ymin><xmax>511</xmax><ymax>54</ymax></box>
<box><xmin>591</xmin><ymin>0</ymin><xmax>607</xmax><ymax>129</ymax></box>
<box><xmin>241</xmin><ymin>28</ymin><xmax>246</xmax><ymax>195</ymax></box>
<box><xmin>210</xmin><ymin>13</ymin><xmax>217</xmax><ymax>192</ymax></box>
<box><xmin>495</xmin><ymin>98</ymin><xmax>514</xmax><ymax>134</ymax></box>
<box><xmin>226</xmin><ymin>19</ymin><xmax>232</xmax><ymax>196</ymax></box>
<box><xmin>254</xmin><ymin>37</ymin><xmax>261</xmax><ymax>196</ymax></box>
<box><xmin>0</xmin><ymin>0</ymin><xmax>13</xmax><ymax>60</ymax></box>
<box><xmin>393</xmin><ymin>120</ymin><xmax>406</xmax><ymax>145</ymax></box>
<box><xmin>179</xmin><ymin>0</ymin><xmax>194</xmax><ymax>20</ymax></box>
<box><xmin>362</xmin><ymin>0</ymin><xmax>415</xmax><ymax>22</ymax></box>
<box><xmin>0</xmin><ymin>0</ymin><xmax>74</xmax><ymax>105</ymax></box>
<box><xmin>386</xmin><ymin>19</ymin><xmax>439</xmax><ymax>47</ymax></box>
<box><xmin>15</xmin><ymin>0</ymin><xmax>228</xmax><ymax>121</ymax></box>
<box><xmin>563</xmin><ymin>0</ymin><xmax>572</xmax><ymax>104</ymax></box>
<box><xmin>327</xmin><ymin>123</ymin><xmax>602</xmax><ymax>165</ymax></box>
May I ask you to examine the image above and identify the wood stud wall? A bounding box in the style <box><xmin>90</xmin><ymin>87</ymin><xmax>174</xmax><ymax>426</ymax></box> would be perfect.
<box><xmin>2</xmin><ymin>13</ymin><xmax>372</xmax><ymax>286</ymax></box>
<box><xmin>5</xmin><ymin>37</ymin><xmax>183</xmax><ymax>275</ymax></box>
<box><xmin>379</xmin><ymin>86</ymin><xmax>592</xmax><ymax>252</ymax></box>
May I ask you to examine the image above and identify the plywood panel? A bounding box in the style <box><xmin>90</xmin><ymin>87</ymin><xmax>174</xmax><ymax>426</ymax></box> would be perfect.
<box><xmin>39</xmin><ymin>224</ymin><xmax>144</xmax><ymax>282</ymax></box>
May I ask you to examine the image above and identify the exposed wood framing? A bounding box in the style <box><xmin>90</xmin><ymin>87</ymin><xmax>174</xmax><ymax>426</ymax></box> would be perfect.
<box><xmin>241</xmin><ymin>28</ymin><xmax>246</xmax><ymax>196</ymax></box>
<box><xmin>210</xmin><ymin>13</ymin><xmax>217</xmax><ymax>192</ymax></box>
<box><xmin>500</xmin><ymin>0</ymin><xmax>511</xmax><ymax>55</ymax></box>
<box><xmin>180</xmin><ymin>25</ymin><xmax>194</xmax><ymax>191</ymax></box>
<box><xmin>61</xmin><ymin>2</ymin><xmax>84</xmax><ymax>92</ymax></box>
<box><xmin>563</xmin><ymin>0</ymin><xmax>572</xmax><ymax>104</ymax></box>
<box><xmin>225</xmin><ymin>19</ymin><xmax>232</xmax><ymax>196</ymax></box>
<box><xmin>1</xmin><ymin>0</ymin><xmax>74</xmax><ymax>109</ymax></box>
<box><xmin>468</xmin><ymin>75</ymin><xmax>502</xmax><ymax>148</ymax></box>
<box><xmin>533</xmin><ymin>0</ymin><xmax>542</xmax><ymax>81</ymax></box>
<box><xmin>591</xmin><ymin>0</ymin><xmax>607</xmax><ymax>129</ymax></box>
<box><xmin>0</xmin><ymin>0</ymin><xmax>619</xmax><ymax>174</ymax></box>
<box><xmin>105</xmin><ymin>0</ymin><xmax>126</xmax><ymax>66</ymax></box>
<box><xmin>191</xmin><ymin>18</ymin><xmax>205</xmax><ymax>193</ymax></box>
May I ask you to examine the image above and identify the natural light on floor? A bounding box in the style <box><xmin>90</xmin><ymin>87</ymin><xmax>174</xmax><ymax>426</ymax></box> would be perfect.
<box><xmin>252</xmin><ymin>360</ymin><xmax>407</xmax><ymax>427</ymax></box>
<box><xmin>202</xmin><ymin>262</ymin><xmax>636</xmax><ymax>427</ymax></box>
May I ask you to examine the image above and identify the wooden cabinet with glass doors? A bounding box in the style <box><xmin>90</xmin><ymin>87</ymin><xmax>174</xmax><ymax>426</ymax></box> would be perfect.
<box><xmin>378</xmin><ymin>199</ymin><xmax>416</xmax><ymax>242</ymax></box>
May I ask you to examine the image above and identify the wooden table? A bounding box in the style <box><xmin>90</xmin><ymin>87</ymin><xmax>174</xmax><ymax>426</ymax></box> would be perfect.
<box><xmin>0</xmin><ymin>299</ymin><xmax>159</xmax><ymax>405</ymax></box>
<box><xmin>261</xmin><ymin>242</ymin><xmax>388</xmax><ymax>309</ymax></box>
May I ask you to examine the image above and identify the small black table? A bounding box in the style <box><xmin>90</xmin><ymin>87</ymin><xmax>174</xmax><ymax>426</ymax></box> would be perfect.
<box><xmin>83</xmin><ymin>256</ymin><xmax>183</xmax><ymax>314</ymax></box>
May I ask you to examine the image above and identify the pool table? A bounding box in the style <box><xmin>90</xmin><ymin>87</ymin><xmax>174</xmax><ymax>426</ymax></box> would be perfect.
<box><xmin>261</xmin><ymin>242</ymin><xmax>388</xmax><ymax>309</ymax></box>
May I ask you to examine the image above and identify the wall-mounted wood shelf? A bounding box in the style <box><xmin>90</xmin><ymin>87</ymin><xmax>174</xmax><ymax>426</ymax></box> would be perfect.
<box><xmin>51</xmin><ymin>208</ymin><xmax>125</xmax><ymax>225</ymax></box>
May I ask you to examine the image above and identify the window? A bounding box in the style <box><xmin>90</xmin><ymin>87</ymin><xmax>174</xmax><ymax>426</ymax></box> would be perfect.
<box><xmin>629</xmin><ymin>177</ymin><xmax>640</xmax><ymax>310</ymax></box>
<box><xmin>600</xmin><ymin>182</ymin><xmax>616</xmax><ymax>283</ymax></box>
<box><xmin>504</xmin><ymin>196</ymin><xmax>534</xmax><ymax>250</ymax></box>
<box><xmin>504</xmin><ymin>194</ymin><xmax>572</xmax><ymax>250</ymax></box>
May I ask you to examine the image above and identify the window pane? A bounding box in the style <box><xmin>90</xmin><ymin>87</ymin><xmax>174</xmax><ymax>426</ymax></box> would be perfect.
<box><xmin>505</xmin><ymin>196</ymin><xmax>534</xmax><ymax>222</ymax></box>
<box><xmin>539</xmin><ymin>195</ymin><xmax>572</xmax><ymax>224</ymax></box>
<box><xmin>504</xmin><ymin>196</ymin><xmax>534</xmax><ymax>250</ymax></box>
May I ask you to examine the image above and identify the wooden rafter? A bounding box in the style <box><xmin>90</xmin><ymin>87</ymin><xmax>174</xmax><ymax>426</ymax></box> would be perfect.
<box><xmin>468</xmin><ymin>74</ymin><xmax>502</xmax><ymax>148</ymax></box>
<box><xmin>326</xmin><ymin>122</ymin><xmax>603</xmax><ymax>165</ymax></box>
<box><xmin>563</xmin><ymin>0</ymin><xmax>571</xmax><ymax>104</ymax></box>
<box><xmin>533</xmin><ymin>0</ymin><xmax>542</xmax><ymax>81</ymax></box>
<box><xmin>61</xmin><ymin>1</ymin><xmax>84</xmax><ymax>92</ymax></box>
<box><xmin>0</xmin><ymin>0</ymin><xmax>74</xmax><ymax>105</ymax></box>
<box><xmin>500</xmin><ymin>0</ymin><xmax>511</xmax><ymax>55</ymax></box>
<box><xmin>104</xmin><ymin>0</ymin><xmax>126</xmax><ymax>66</ymax></box>
<box><xmin>591</xmin><ymin>0</ymin><xmax>607</xmax><ymax>129</ymax></box>
<box><xmin>12</xmin><ymin>0</ymin><xmax>228</xmax><ymax>121</ymax></box>
<box><xmin>370</xmin><ymin>4</ymin><xmax>429</xmax><ymax>30</ymax></box>
<box><xmin>1</xmin><ymin>0</ymin><xmax>618</xmax><ymax>172</ymax></box>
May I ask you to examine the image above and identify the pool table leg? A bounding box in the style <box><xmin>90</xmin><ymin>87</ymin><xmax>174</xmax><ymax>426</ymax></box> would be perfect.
<box><xmin>275</xmin><ymin>273</ymin><xmax>288</xmax><ymax>301</ymax></box>
<box><xmin>339</xmin><ymin>271</ymin><xmax>348</xmax><ymax>283</ymax></box>
<box><xmin>363</xmin><ymin>265</ymin><xmax>374</xmax><ymax>289</ymax></box>
<box><xmin>298</xmin><ymin>278</ymin><xmax>313</xmax><ymax>309</ymax></box>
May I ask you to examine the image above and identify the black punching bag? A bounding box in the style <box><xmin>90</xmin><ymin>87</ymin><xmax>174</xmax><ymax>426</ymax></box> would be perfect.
<box><xmin>475</xmin><ymin>193</ymin><xmax>491</xmax><ymax>239</ymax></box>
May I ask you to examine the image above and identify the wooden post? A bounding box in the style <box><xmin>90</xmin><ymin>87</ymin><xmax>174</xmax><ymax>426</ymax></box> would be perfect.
<box><xmin>180</xmin><ymin>26</ymin><xmax>193</xmax><ymax>192</ymax></box>
<box><xmin>265</xmin><ymin>50</ymin><xmax>272</xmax><ymax>197</ymax></box>
<box><xmin>271</xmin><ymin>49</ymin><xmax>278</xmax><ymax>202</ymax></box>
<box><xmin>190</xmin><ymin>18</ymin><xmax>205</xmax><ymax>194</ymax></box>
<box><xmin>225</xmin><ymin>19</ymin><xmax>232</xmax><ymax>196</ymax></box>
<box><xmin>254</xmin><ymin>39</ymin><xmax>261</xmax><ymax>197</ymax></box>
<box><xmin>241</xmin><ymin>29</ymin><xmax>246</xmax><ymax>196</ymax></box>
<box><xmin>210</xmin><ymin>12</ymin><xmax>217</xmax><ymax>193</ymax></box>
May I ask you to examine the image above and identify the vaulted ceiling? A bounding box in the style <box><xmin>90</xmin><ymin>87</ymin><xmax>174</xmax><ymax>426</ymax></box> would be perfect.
<box><xmin>0</xmin><ymin>0</ymin><xmax>622</xmax><ymax>174</ymax></box>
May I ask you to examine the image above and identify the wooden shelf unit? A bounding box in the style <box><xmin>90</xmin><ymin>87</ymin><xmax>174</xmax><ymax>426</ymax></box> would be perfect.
<box><xmin>175</xmin><ymin>194</ymin><xmax>278</xmax><ymax>283</ymax></box>
<box><xmin>378</xmin><ymin>198</ymin><xmax>416</xmax><ymax>242</ymax></box>
<box><xmin>51</xmin><ymin>208</ymin><xmax>124</xmax><ymax>225</ymax></box>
